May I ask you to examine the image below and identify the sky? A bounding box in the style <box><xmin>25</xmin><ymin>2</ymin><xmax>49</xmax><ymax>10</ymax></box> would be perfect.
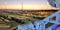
<box><xmin>0</xmin><ymin>0</ymin><xmax>58</xmax><ymax>10</ymax></box>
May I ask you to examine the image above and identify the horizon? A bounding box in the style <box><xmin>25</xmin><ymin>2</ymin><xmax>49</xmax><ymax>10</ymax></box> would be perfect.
<box><xmin>0</xmin><ymin>0</ymin><xmax>58</xmax><ymax>10</ymax></box>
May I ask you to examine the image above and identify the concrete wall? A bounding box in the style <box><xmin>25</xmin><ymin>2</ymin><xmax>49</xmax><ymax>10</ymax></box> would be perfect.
<box><xmin>55</xmin><ymin>0</ymin><xmax>60</xmax><ymax>8</ymax></box>
<box><xmin>48</xmin><ymin>0</ymin><xmax>56</xmax><ymax>7</ymax></box>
